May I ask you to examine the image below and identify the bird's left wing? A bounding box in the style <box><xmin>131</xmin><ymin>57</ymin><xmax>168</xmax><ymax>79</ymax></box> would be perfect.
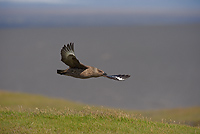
<box><xmin>61</xmin><ymin>43</ymin><xmax>87</xmax><ymax>69</ymax></box>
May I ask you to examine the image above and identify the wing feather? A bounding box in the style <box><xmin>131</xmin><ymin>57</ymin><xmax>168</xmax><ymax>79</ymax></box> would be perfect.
<box><xmin>105</xmin><ymin>74</ymin><xmax>130</xmax><ymax>81</ymax></box>
<box><xmin>60</xmin><ymin>43</ymin><xmax>87</xmax><ymax>69</ymax></box>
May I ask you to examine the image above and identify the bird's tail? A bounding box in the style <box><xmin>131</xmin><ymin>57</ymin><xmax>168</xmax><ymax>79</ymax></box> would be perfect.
<box><xmin>57</xmin><ymin>70</ymin><xmax>66</xmax><ymax>75</ymax></box>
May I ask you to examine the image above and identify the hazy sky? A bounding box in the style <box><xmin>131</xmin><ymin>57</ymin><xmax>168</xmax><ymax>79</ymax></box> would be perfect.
<box><xmin>1</xmin><ymin>0</ymin><xmax>200</xmax><ymax>8</ymax></box>
<box><xmin>0</xmin><ymin>0</ymin><xmax>200</xmax><ymax>27</ymax></box>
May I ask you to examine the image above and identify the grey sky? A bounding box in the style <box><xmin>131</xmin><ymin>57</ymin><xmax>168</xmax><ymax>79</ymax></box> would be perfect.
<box><xmin>0</xmin><ymin>0</ymin><xmax>200</xmax><ymax>27</ymax></box>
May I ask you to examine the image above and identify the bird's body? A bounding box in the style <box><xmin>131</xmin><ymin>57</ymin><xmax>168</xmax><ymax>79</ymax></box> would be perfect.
<box><xmin>57</xmin><ymin>43</ymin><xmax>130</xmax><ymax>81</ymax></box>
<box><xmin>57</xmin><ymin>66</ymin><xmax>105</xmax><ymax>79</ymax></box>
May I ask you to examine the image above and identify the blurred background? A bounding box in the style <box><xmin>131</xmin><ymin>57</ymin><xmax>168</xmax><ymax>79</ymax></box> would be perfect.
<box><xmin>0</xmin><ymin>0</ymin><xmax>200</xmax><ymax>110</ymax></box>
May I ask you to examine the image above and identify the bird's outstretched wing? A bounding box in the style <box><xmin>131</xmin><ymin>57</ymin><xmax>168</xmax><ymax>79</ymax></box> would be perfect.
<box><xmin>61</xmin><ymin>43</ymin><xmax>87</xmax><ymax>69</ymax></box>
<box><xmin>105</xmin><ymin>74</ymin><xmax>130</xmax><ymax>81</ymax></box>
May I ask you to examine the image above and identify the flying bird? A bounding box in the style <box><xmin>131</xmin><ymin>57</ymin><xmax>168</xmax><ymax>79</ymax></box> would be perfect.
<box><xmin>57</xmin><ymin>43</ymin><xmax>130</xmax><ymax>81</ymax></box>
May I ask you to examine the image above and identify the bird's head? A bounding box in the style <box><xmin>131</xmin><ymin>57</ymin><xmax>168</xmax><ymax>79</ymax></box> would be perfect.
<box><xmin>93</xmin><ymin>68</ymin><xmax>107</xmax><ymax>77</ymax></box>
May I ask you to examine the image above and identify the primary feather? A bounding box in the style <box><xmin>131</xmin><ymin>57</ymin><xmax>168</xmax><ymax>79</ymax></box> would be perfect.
<box><xmin>105</xmin><ymin>74</ymin><xmax>130</xmax><ymax>81</ymax></box>
<box><xmin>61</xmin><ymin>43</ymin><xmax>87</xmax><ymax>69</ymax></box>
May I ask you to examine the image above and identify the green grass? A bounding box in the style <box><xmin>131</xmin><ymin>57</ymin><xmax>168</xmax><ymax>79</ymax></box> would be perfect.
<box><xmin>0</xmin><ymin>90</ymin><xmax>199</xmax><ymax>133</ymax></box>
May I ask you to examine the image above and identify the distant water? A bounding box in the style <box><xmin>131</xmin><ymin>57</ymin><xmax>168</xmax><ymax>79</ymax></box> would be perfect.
<box><xmin>0</xmin><ymin>24</ymin><xmax>200</xmax><ymax>110</ymax></box>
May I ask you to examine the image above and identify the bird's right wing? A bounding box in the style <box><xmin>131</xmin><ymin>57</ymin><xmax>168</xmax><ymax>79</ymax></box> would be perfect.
<box><xmin>105</xmin><ymin>74</ymin><xmax>130</xmax><ymax>81</ymax></box>
<box><xmin>61</xmin><ymin>43</ymin><xmax>87</xmax><ymax>69</ymax></box>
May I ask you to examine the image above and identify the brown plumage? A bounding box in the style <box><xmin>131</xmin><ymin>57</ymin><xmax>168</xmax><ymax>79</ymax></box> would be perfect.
<box><xmin>57</xmin><ymin>43</ymin><xmax>130</xmax><ymax>81</ymax></box>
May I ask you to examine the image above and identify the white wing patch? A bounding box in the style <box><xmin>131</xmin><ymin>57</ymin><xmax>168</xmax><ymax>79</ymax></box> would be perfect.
<box><xmin>115</xmin><ymin>76</ymin><xmax>124</xmax><ymax>81</ymax></box>
<box><xmin>105</xmin><ymin>74</ymin><xmax>130</xmax><ymax>81</ymax></box>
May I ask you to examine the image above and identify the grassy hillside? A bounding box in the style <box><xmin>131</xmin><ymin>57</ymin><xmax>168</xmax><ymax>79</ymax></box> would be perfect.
<box><xmin>0</xmin><ymin>90</ymin><xmax>199</xmax><ymax>133</ymax></box>
<box><xmin>140</xmin><ymin>107</ymin><xmax>200</xmax><ymax>127</ymax></box>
